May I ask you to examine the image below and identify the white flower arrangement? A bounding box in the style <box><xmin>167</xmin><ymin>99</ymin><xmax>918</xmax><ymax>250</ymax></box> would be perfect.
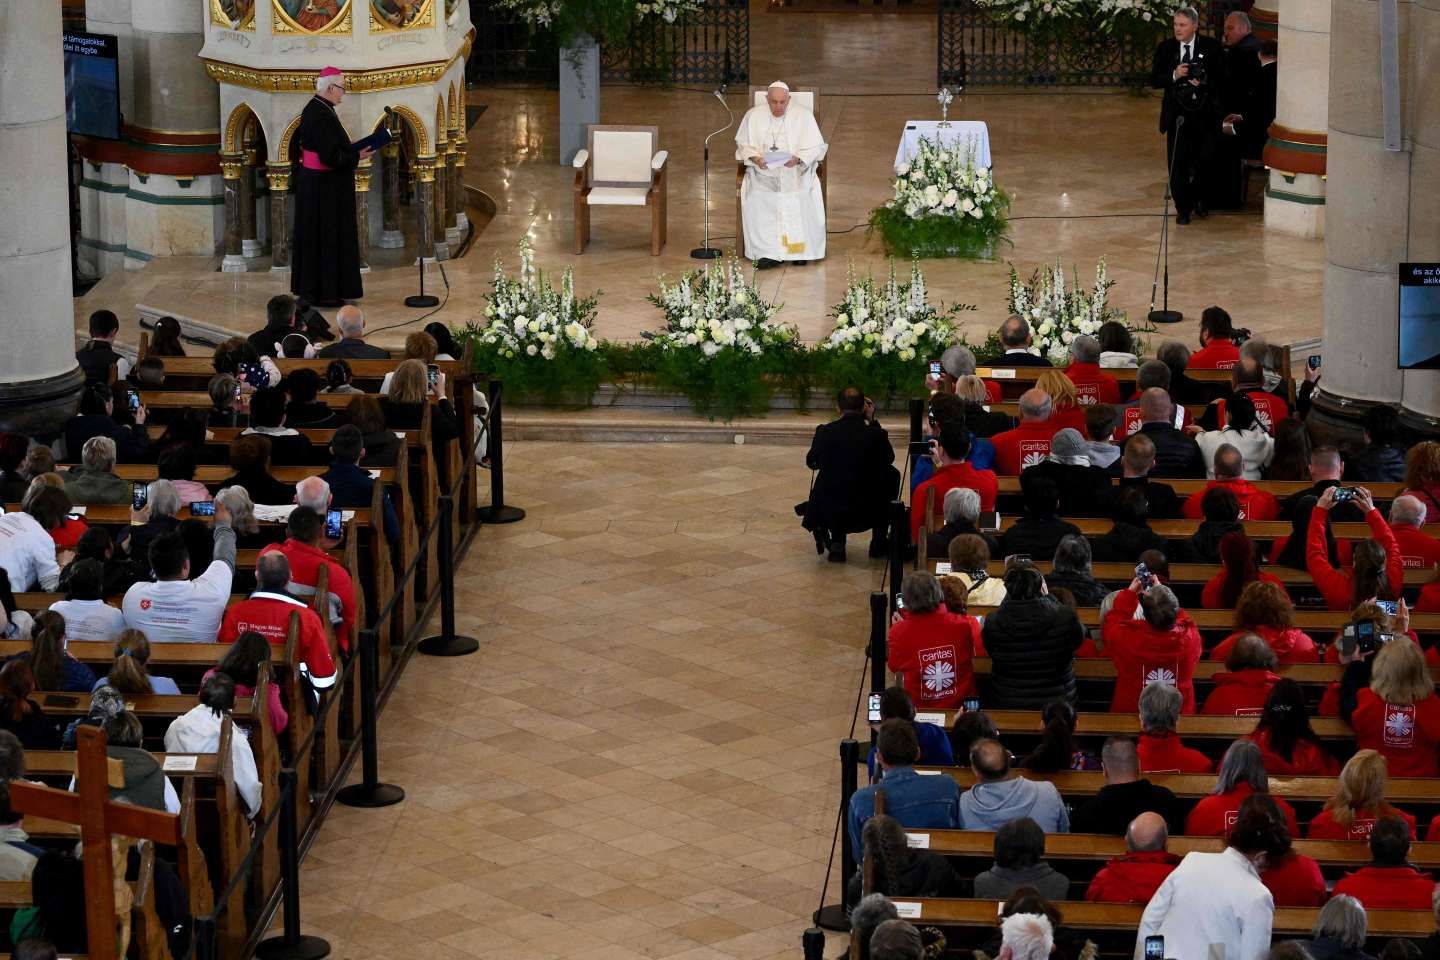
<box><xmin>974</xmin><ymin>0</ymin><xmax>1085</xmax><ymax>25</ymax></box>
<box><xmin>1005</xmin><ymin>257</ymin><xmax>1125</xmax><ymax>366</ymax></box>
<box><xmin>474</xmin><ymin>238</ymin><xmax>599</xmax><ymax>361</ymax></box>
<box><xmin>821</xmin><ymin>260</ymin><xmax>972</xmax><ymax>362</ymax></box>
<box><xmin>1095</xmin><ymin>0</ymin><xmax>1171</xmax><ymax>28</ymax></box>
<box><xmin>496</xmin><ymin>0</ymin><xmax>701</xmax><ymax>29</ymax></box>
<box><xmin>889</xmin><ymin>137</ymin><xmax>1000</xmax><ymax>223</ymax></box>
<box><xmin>647</xmin><ymin>255</ymin><xmax>796</xmax><ymax>359</ymax></box>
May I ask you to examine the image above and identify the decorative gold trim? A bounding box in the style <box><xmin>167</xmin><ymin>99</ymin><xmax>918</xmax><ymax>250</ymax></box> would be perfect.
<box><xmin>266</xmin><ymin>163</ymin><xmax>292</xmax><ymax>191</ymax></box>
<box><xmin>276</xmin><ymin>114</ymin><xmax>304</xmax><ymax>161</ymax></box>
<box><xmin>223</xmin><ymin>104</ymin><xmax>261</xmax><ymax>153</ymax></box>
<box><xmin>206</xmin><ymin>51</ymin><xmax>463</xmax><ymax>95</ymax></box>
<box><xmin>368</xmin><ymin>0</ymin><xmax>434</xmax><ymax>32</ymax></box>
<box><xmin>412</xmin><ymin>155</ymin><xmax>437</xmax><ymax>183</ymax></box>
<box><xmin>210</xmin><ymin>0</ymin><xmax>257</xmax><ymax>30</ymax></box>
<box><xmin>355</xmin><ymin>163</ymin><xmax>373</xmax><ymax>191</ymax></box>
<box><xmin>272</xmin><ymin>0</ymin><xmax>353</xmax><ymax>34</ymax></box>
<box><xmin>389</xmin><ymin>105</ymin><xmax>431</xmax><ymax>154</ymax></box>
<box><xmin>219</xmin><ymin>152</ymin><xmax>245</xmax><ymax>180</ymax></box>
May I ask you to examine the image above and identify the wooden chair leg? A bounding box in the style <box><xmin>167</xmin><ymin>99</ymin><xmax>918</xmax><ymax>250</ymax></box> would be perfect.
<box><xmin>574</xmin><ymin>195</ymin><xmax>587</xmax><ymax>255</ymax></box>
<box><xmin>735</xmin><ymin>185</ymin><xmax>744</xmax><ymax>260</ymax></box>
<box><xmin>651</xmin><ymin>199</ymin><xmax>662</xmax><ymax>256</ymax></box>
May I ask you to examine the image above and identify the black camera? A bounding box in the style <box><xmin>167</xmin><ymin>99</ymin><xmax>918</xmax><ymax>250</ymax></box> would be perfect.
<box><xmin>1176</xmin><ymin>57</ymin><xmax>1211</xmax><ymax>111</ymax></box>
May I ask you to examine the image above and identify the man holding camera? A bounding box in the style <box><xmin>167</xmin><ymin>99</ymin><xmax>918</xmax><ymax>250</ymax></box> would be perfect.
<box><xmin>1150</xmin><ymin>7</ymin><xmax>1226</xmax><ymax>225</ymax></box>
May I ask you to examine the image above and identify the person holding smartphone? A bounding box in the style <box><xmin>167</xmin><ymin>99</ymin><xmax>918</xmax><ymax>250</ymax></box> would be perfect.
<box><xmin>864</xmin><ymin>687</ymin><xmax>954</xmax><ymax>781</ymax></box>
<box><xmin>1306</xmin><ymin>485</ymin><xmax>1403</xmax><ymax>611</ymax></box>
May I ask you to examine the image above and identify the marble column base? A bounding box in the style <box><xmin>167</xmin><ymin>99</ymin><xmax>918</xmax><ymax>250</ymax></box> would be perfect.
<box><xmin>432</xmin><ymin>241</ymin><xmax>450</xmax><ymax>261</ymax></box>
<box><xmin>221</xmin><ymin>255</ymin><xmax>248</xmax><ymax>273</ymax></box>
<box><xmin>1264</xmin><ymin>173</ymin><xmax>1326</xmax><ymax>238</ymax></box>
<box><xmin>378</xmin><ymin>229</ymin><xmax>405</xmax><ymax>249</ymax></box>
<box><xmin>242</xmin><ymin>239</ymin><xmax>263</xmax><ymax>257</ymax></box>
<box><xmin>445</xmin><ymin>225</ymin><xmax>464</xmax><ymax>245</ymax></box>
<box><xmin>0</xmin><ymin>367</ymin><xmax>86</xmax><ymax>436</ymax></box>
<box><xmin>270</xmin><ymin>263</ymin><xmax>291</xmax><ymax>274</ymax></box>
<box><xmin>360</xmin><ymin>265</ymin><xmax>372</xmax><ymax>274</ymax></box>
<box><xmin>1306</xmin><ymin>387</ymin><xmax>1440</xmax><ymax>447</ymax></box>
<box><xmin>457</xmin><ymin>212</ymin><xmax>469</xmax><ymax>231</ymax></box>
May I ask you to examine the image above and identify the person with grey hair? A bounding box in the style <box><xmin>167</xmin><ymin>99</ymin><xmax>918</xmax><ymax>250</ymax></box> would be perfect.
<box><xmin>1045</xmin><ymin>535</ymin><xmax>1107</xmax><ymax>606</ymax></box>
<box><xmin>994</xmin><ymin>317</ymin><xmax>1053</xmax><ymax>367</ymax></box>
<box><xmin>1387</xmin><ymin>494</ymin><xmax>1440</xmax><ymax>569</ymax></box>
<box><xmin>1150</xmin><ymin>4</ymin><xmax>1225</xmax><ymax>225</ymax></box>
<box><xmin>1065</xmin><ymin>333</ymin><xmax>1123</xmax><ymax>404</ymax></box>
<box><xmin>122</xmin><ymin>479</ymin><xmax>184</xmax><ymax>566</ymax></box>
<box><xmin>60</xmin><ymin>436</ymin><xmax>129</xmax><ymax>505</ymax></box>
<box><xmin>217</xmin><ymin>552</ymin><xmax>338</xmax><ymax>694</ymax></box>
<box><xmin>990</xmin><ymin>389</ymin><xmax>1061</xmax><ymax>475</ymax></box>
<box><xmin>870</xmin><ymin>919</ymin><xmax>924</xmax><ymax>960</ymax></box>
<box><xmin>850</xmin><ymin>894</ymin><xmax>900</xmax><ymax>960</ymax></box>
<box><xmin>1026</xmin><ymin>428</ymin><xmax>1113</xmax><ymax>516</ymax></box>
<box><xmin>1156</xmin><ymin>339</ymin><xmax>1215</xmax><ymax>406</ymax></box>
<box><xmin>888</xmin><ymin>571</ymin><xmax>979</xmax><ymax>710</ymax></box>
<box><xmin>999</xmin><ymin>910</ymin><xmax>1054</xmax><ymax>960</ymax></box>
<box><xmin>1302</xmin><ymin>896</ymin><xmax>1373</xmax><ymax>960</ymax></box>
<box><xmin>1135</xmin><ymin>682</ymin><xmax>1213</xmax><ymax>774</ymax></box>
<box><xmin>318</xmin><ymin>305</ymin><xmax>391</xmax><ymax>360</ymax></box>
<box><xmin>295</xmin><ymin>476</ymin><xmax>332</xmax><ymax>514</ymax></box>
<box><xmin>1185</xmin><ymin>740</ymin><xmax>1300</xmax><ymax>836</ymax></box>
<box><xmin>927</xmin><ymin>486</ymin><xmax>997</xmax><ymax>558</ymax></box>
<box><xmin>213</xmin><ymin>486</ymin><xmax>264</xmax><ymax>546</ymax></box>
<box><xmin>1183</xmin><ymin>439</ymin><xmax>1281</xmax><ymax>518</ymax></box>
<box><xmin>1086</xmin><ymin>811</ymin><xmax>1181</xmax><ymax>902</ymax></box>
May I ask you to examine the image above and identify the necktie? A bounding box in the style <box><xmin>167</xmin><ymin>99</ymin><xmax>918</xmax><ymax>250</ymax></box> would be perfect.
<box><xmin>1182</xmin><ymin>43</ymin><xmax>1192</xmax><ymax>63</ymax></box>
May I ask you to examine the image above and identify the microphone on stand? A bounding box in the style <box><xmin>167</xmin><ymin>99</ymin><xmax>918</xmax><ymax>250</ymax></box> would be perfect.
<box><xmin>691</xmin><ymin>79</ymin><xmax>734</xmax><ymax>260</ymax></box>
<box><xmin>1148</xmin><ymin>114</ymin><xmax>1184</xmax><ymax>324</ymax></box>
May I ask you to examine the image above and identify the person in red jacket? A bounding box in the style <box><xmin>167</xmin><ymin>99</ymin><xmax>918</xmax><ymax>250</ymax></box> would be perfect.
<box><xmin>1237</xmin><ymin>793</ymin><xmax>1327</xmax><ymax>908</ymax></box>
<box><xmin>1200</xmin><ymin>531</ymin><xmax>1285</xmax><ymax>609</ymax></box>
<box><xmin>1201</xmin><ymin>634</ymin><xmax>1279</xmax><ymax>716</ymax></box>
<box><xmin>1306</xmin><ymin>485</ymin><xmax>1404</xmax><ymax>612</ymax></box>
<box><xmin>1340</xmin><ymin>630</ymin><xmax>1440</xmax><ymax>778</ymax></box>
<box><xmin>1137</xmin><ymin>682</ymin><xmax>1213</xmax><ymax>774</ymax></box>
<box><xmin>1036</xmin><ymin>370</ymin><xmax>1090</xmax><ymax>433</ymax></box>
<box><xmin>910</xmin><ymin>424</ymin><xmax>998</xmax><ymax>543</ymax></box>
<box><xmin>1331</xmin><ymin>816</ymin><xmax>1438</xmax><ymax>909</ymax></box>
<box><xmin>1308</xmin><ymin>749</ymin><xmax>1418</xmax><ymax>840</ymax></box>
<box><xmin>259</xmin><ymin>505</ymin><xmax>357</xmax><ymax>656</ymax></box>
<box><xmin>1184</xmin><ymin>740</ymin><xmax>1300</xmax><ymax>837</ymax></box>
<box><xmin>1247</xmin><ymin>678</ymin><xmax>1341</xmax><ymax>777</ymax></box>
<box><xmin>1186</xmin><ymin>306</ymin><xmax>1241</xmax><ymax>370</ymax></box>
<box><xmin>887</xmin><ymin>571</ymin><xmax>978</xmax><ymax>711</ymax></box>
<box><xmin>1181</xmin><ymin>448</ymin><xmax>1280</xmax><ymax>521</ymax></box>
<box><xmin>1062</xmin><ymin>335</ymin><xmax>1122</xmax><ymax>406</ymax></box>
<box><xmin>1085</xmin><ymin>811</ymin><xmax>1180</xmax><ymax>903</ymax></box>
<box><xmin>1102</xmin><ymin>580</ymin><xmax>1203</xmax><ymax>714</ymax></box>
<box><xmin>218</xmin><ymin>552</ymin><xmax>337</xmax><ymax>695</ymax></box>
<box><xmin>1210</xmin><ymin>581</ymin><xmax>1318</xmax><ymax>664</ymax></box>
<box><xmin>1388</xmin><ymin>495</ymin><xmax>1440</xmax><ymax>569</ymax></box>
<box><xmin>989</xmin><ymin>388</ymin><xmax>1064</xmax><ymax>475</ymax></box>
<box><xmin>1423</xmin><ymin>571</ymin><xmax>1440</xmax><ymax>614</ymax></box>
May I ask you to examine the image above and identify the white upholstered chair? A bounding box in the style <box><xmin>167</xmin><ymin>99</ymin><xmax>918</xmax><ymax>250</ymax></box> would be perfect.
<box><xmin>735</xmin><ymin>86</ymin><xmax>827</xmax><ymax>260</ymax></box>
<box><xmin>572</xmin><ymin>125</ymin><xmax>668</xmax><ymax>256</ymax></box>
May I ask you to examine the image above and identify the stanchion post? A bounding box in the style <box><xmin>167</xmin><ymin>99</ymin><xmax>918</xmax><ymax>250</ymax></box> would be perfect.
<box><xmin>868</xmin><ymin>591</ymin><xmax>887</xmax><ymax>695</ymax></box>
<box><xmin>335</xmin><ymin>630</ymin><xmax>405</xmax><ymax>808</ymax></box>
<box><xmin>887</xmin><ymin>500</ymin><xmax>907</xmax><ymax>602</ymax></box>
<box><xmin>193</xmin><ymin>916</ymin><xmax>218</xmax><ymax>960</ymax></box>
<box><xmin>812</xmin><ymin>737</ymin><xmax>861</xmax><ymax>932</ymax></box>
<box><xmin>255</xmin><ymin>769</ymin><xmax>331</xmax><ymax>960</ymax></box>
<box><xmin>802</xmin><ymin>927</ymin><xmax>826</xmax><ymax>960</ymax></box>
<box><xmin>418</xmin><ymin>494</ymin><xmax>479</xmax><ymax>657</ymax></box>
<box><xmin>908</xmin><ymin>396</ymin><xmax>924</xmax><ymax>446</ymax></box>
<box><xmin>478</xmin><ymin>380</ymin><xmax>525</xmax><ymax>524</ymax></box>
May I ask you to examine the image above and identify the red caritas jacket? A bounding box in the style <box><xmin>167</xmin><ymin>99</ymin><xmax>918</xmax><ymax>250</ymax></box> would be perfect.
<box><xmin>1210</xmin><ymin>625</ymin><xmax>1318</xmax><ymax>665</ymax></box>
<box><xmin>1187</xmin><ymin>338</ymin><xmax>1240</xmax><ymax>370</ymax></box>
<box><xmin>1212</xmin><ymin>392</ymin><xmax>1291</xmax><ymax>433</ymax></box>
<box><xmin>218</xmin><ymin>591</ymin><xmax>337</xmax><ymax>692</ymax></box>
<box><xmin>1306</xmin><ymin>507</ymin><xmax>1403</xmax><ymax>611</ymax></box>
<box><xmin>1181</xmin><ymin>479</ymin><xmax>1280</xmax><ymax>521</ymax></box>
<box><xmin>260</xmin><ymin>539</ymin><xmax>357</xmax><ymax>655</ymax></box>
<box><xmin>1200</xmin><ymin>571</ymin><xmax>1287</xmax><ymax>610</ymax></box>
<box><xmin>1350</xmin><ymin>689</ymin><xmax>1440</xmax><ymax>777</ymax></box>
<box><xmin>1102</xmin><ymin>589</ymin><xmax>1203</xmax><ymax>713</ymax></box>
<box><xmin>1247</xmin><ymin>730</ymin><xmax>1340</xmax><ymax>777</ymax></box>
<box><xmin>1085</xmin><ymin>850</ymin><xmax>1181</xmax><ymax>903</ymax></box>
<box><xmin>1308</xmin><ymin>805</ymin><xmax>1417</xmax><ymax>841</ymax></box>
<box><xmin>910</xmin><ymin>462</ymin><xmax>999</xmax><ymax>541</ymax></box>
<box><xmin>1064</xmin><ymin>363</ymin><xmax>1122</xmax><ymax>405</ymax></box>
<box><xmin>1332</xmin><ymin>865</ymin><xmax>1439</xmax><ymax>909</ymax></box>
<box><xmin>989</xmin><ymin>420</ymin><xmax>1063</xmax><ymax>475</ymax></box>
<box><xmin>1138</xmin><ymin>732</ymin><xmax>1213</xmax><ymax>774</ymax></box>
<box><xmin>1184</xmin><ymin>783</ymin><xmax>1299</xmax><ymax>838</ymax></box>
<box><xmin>1391</xmin><ymin>523</ymin><xmax>1440</xmax><ymax>569</ymax></box>
<box><xmin>1200</xmin><ymin>669</ymin><xmax>1279</xmax><ymax>716</ymax></box>
<box><xmin>1420</xmin><ymin>581</ymin><xmax>1440</xmax><ymax>613</ymax></box>
<box><xmin>1259</xmin><ymin>853</ymin><xmax>1326</xmax><ymax>907</ymax></box>
<box><xmin>886</xmin><ymin>609</ymin><xmax>978</xmax><ymax>710</ymax></box>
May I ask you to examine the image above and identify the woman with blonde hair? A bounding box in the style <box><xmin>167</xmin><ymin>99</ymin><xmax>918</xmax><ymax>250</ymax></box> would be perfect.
<box><xmin>378</xmin><ymin>332</ymin><xmax>438</xmax><ymax>395</ymax></box>
<box><xmin>1307</xmin><ymin>749</ymin><xmax>1417</xmax><ymax>839</ymax></box>
<box><xmin>91</xmin><ymin>629</ymin><xmax>179</xmax><ymax>695</ymax></box>
<box><xmin>1340</xmin><ymin>634</ymin><xmax>1440</xmax><ymax>776</ymax></box>
<box><xmin>381</xmin><ymin>358</ymin><xmax>459</xmax><ymax>480</ymax></box>
<box><xmin>1401</xmin><ymin>441</ymin><xmax>1440</xmax><ymax>524</ymax></box>
<box><xmin>954</xmin><ymin>375</ymin><xmax>1014</xmax><ymax>438</ymax></box>
<box><xmin>1035</xmin><ymin>369</ymin><xmax>1087</xmax><ymax>433</ymax></box>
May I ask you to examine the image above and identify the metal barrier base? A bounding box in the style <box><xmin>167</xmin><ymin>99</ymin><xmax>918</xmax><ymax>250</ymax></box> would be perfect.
<box><xmin>478</xmin><ymin>504</ymin><xmax>526</xmax><ymax>524</ymax></box>
<box><xmin>813</xmin><ymin>904</ymin><xmax>848</xmax><ymax>932</ymax></box>
<box><xmin>255</xmin><ymin>934</ymin><xmax>332</xmax><ymax>960</ymax></box>
<box><xmin>335</xmin><ymin>782</ymin><xmax>405</xmax><ymax>808</ymax></box>
<box><xmin>417</xmin><ymin>634</ymin><xmax>480</xmax><ymax>656</ymax></box>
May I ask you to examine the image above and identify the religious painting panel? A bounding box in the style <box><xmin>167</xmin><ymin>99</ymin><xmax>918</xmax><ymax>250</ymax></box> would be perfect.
<box><xmin>273</xmin><ymin>0</ymin><xmax>352</xmax><ymax>33</ymax></box>
<box><xmin>212</xmin><ymin>0</ymin><xmax>256</xmax><ymax>29</ymax></box>
<box><xmin>369</xmin><ymin>0</ymin><xmax>434</xmax><ymax>30</ymax></box>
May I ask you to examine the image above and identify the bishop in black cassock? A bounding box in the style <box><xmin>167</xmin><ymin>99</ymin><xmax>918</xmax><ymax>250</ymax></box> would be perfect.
<box><xmin>291</xmin><ymin>67</ymin><xmax>371</xmax><ymax>305</ymax></box>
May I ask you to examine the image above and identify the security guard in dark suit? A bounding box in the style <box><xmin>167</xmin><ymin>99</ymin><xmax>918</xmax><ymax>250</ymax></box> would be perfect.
<box><xmin>1150</xmin><ymin>6</ymin><xmax>1227</xmax><ymax>224</ymax></box>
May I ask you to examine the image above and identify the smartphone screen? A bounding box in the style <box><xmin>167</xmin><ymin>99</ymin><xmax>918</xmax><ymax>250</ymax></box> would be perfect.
<box><xmin>1145</xmin><ymin>936</ymin><xmax>1165</xmax><ymax>960</ymax></box>
<box><xmin>1172</xmin><ymin>404</ymin><xmax>1185</xmax><ymax>429</ymax></box>
<box><xmin>867</xmin><ymin>693</ymin><xmax>882</xmax><ymax>723</ymax></box>
<box><xmin>190</xmin><ymin>501</ymin><xmax>215</xmax><ymax>517</ymax></box>
<box><xmin>962</xmin><ymin>697</ymin><xmax>981</xmax><ymax>713</ymax></box>
<box><xmin>1376</xmin><ymin>599</ymin><xmax>1399</xmax><ymax>616</ymax></box>
<box><xmin>131</xmin><ymin>481</ymin><xmax>148</xmax><ymax>511</ymax></box>
<box><xmin>325</xmin><ymin>509</ymin><xmax>343</xmax><ymax>540</ymax></box>
<box><xmin>427</xmin><ymin>364</ymin><xmax>439</xmax><ymax>389</ymax></box>
<box><xmin>928</xmin><ymin>360</ymin><xmax>943</xmax><ymax>378</ymax></box>
<box><xmin>1308</xmin><ymin>355</ymin><xmax>1321</xmax><ymax>370</ymax></box>
<box><xmin>128</xmin><ymin>391</ymin><xmax>141</xmax><ymax>413</ymax></box>
<box><xmin>1357</xmin><ymin>621</ymin><xmax>1376</xmax><ymax>653</ymax></box>
<box><xmin>894</xmin><ymin>593</ymin><xmax>905</xmax><ymax>611</ymax></box>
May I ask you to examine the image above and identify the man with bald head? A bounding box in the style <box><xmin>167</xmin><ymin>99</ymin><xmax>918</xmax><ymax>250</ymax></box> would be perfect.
<box><xmin>318</xmin><ymin>305</ymin><xmax>390</xmax><ymax>360</ymax></box>
<box><xmin>959</xmin><ymin>738</ymin><xmax>1069</xmax><ymax>832</ymax></box>
<box><xmin>1072</xmin><ymin>736</ymin><xmax>1183</xmax><ymax>834</ymax></box>
<box><xmin>990</xmin><ymin>388</ymin><xmax>1063</xmax><ymax>475</ymax></box>
<box><xmin>218</xmin><ymin>551</ymin><xmax>337</xmax><ymax>698</ymax></box>
<box><xmin>735</xmin><ymin>81</ymin><xmax>828</xmax><ymax>268</ymax></box>
<box><xmin>1086</xmin><ymin>811</ymin><xmax>1181</xmax><ymax>903</ymax></box>
<box><xmin>1135</xmin><ymin>387</ymin><xmax>1204</xmax><ymax>478</ymax></box>
<box><xmin>1181</xmin><ymin>442</ymin><xmax>1279</xmax><ymax>519</ymax></box>
<box><xmin>992</xmin><ymin>317</ymin><xmax>1053</xmax><ymax>368</ymax></box>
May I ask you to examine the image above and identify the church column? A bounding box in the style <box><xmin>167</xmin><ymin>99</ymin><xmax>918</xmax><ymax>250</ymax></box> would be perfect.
<box><xmin>1312</xmin><ymin>0</ymin><xmax>1440</xmax><ymax>438</ymax></box>
<box><xmin>453</xmin><ymin>133</ymin><xmax>469</xmax><ymax>232</ymax></box>
<box><xmin>1262</xmin><ymin>0</ymin><xmax>1330</xmax><ymax>238</ymax></box>
<box><xmin>0</xmin><ymin>0</ymin><xmax>85</xmax><ymax>433</ymax></box>
<box><xmin>239</xmin><ymin>147</ymin><xmax>260</xmax><ymax>259</ymax></box>
<box><xmin>267</xmin><ymin>162</ymin><xmax>291</xmax><ymax>272</ymax></box>
<box><xmin>432</xmin><ymin>135</ymin><xmax>450</xmax><ymax>260</ymax></box>
<box><xmin>413</xmin><ymin>155</ymin><xmax>437</xmax><ymax>262</ymax></box>
<box><xmin>354</xmin><ymin>158</ymin><xmax>372</xmax><ymax>274</ymax></box>
<box><xmin>378</xmin><ymin>140</ymin><xmax>403</xmax><ymax>249</ymax></box>
<box><xmin>445</xmin><ymin>138</ymin><xmax>463</xmax><ymax>244</ymax></box>
<box><xmin>220</xmin><ymin>151</ymin><xmax>246</xmax><ymax>273</ymax></box>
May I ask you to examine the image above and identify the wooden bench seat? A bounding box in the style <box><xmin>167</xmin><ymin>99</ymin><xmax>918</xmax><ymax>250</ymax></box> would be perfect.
<box><xmin>928</xmin><ymin>559</ymin><xmax>1438</xmax><ymax>589</ymax></box>
<box><xmin>922</xmin><ymin>709</ymin><xmax>1351</xmax><ymax>744</ymax></box>
<box><xmin>988</xmin><ymin>477</ymin><xmax>1408</xmax><ymax>501</ymax></box>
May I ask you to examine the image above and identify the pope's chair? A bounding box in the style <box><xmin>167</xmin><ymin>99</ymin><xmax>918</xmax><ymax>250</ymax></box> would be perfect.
<box><xmin>735</xmin><ymin>86</ymin><xmax>827</xmax><ymax>261</ymax></box>
<box><xmin>572</xmin><ymin>125</ymin><xmax>668</xmax><ymax>256</ymax></box>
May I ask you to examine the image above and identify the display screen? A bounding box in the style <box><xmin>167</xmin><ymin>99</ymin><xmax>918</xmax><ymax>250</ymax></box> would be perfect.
<box><xmin>63</xmin><ymin>32</ymin><xmax>121</xmax><ymax>140</ymax></box>
<box><xmin>1399</xmin><ymin>263</ymin><xmax>1440</xmax><ymax>369</ymax></box>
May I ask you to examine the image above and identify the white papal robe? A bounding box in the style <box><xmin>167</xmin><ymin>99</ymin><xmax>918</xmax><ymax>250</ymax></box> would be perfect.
<box><xmin>735</xmin><ymin>103</ymin><xmax>828</xmax><ymax>262</ymax></box>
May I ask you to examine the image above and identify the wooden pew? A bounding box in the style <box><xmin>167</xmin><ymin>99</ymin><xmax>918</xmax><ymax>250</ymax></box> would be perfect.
<box><xmin>921</xmin><ymin>708</ymin><xmax>1352</xmax><ymax>745</ymax></box>
<box><xmin>989</xmin><ymin>475</ymin><xmax>1408</xmax><ymax>502</ymax></box>
<box><xmin>929</xmin><ymin>557</ymin><xmax>1439</xmax><ymax>588</ymax></box>
<box><xmin>975</xmin><ymin>366</ymin><xmax>1239</xmax><ymax>387</ymax></box>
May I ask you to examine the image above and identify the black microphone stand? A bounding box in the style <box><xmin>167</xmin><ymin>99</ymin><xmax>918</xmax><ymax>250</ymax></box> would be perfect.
<box><xmin>692</xmin><ymin>86</ymin><xmax>734</xmax><ymax>260</ymax></box>
<box><xmin>1148</xmin><ymin>113</ymin><xmax>1185</xmax><ymax>325</ymax></box>
<box><xmin>391</xmin><ymin>106</ymin><xmax>440</xmax><ymax>309</ymax></box>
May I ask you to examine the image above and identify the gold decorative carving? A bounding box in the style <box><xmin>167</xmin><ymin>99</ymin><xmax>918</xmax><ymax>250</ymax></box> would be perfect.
<box><xmin>219</xmin><ymin>153</ymin><xmax>245</xmax><ymax>180</ymax></box>
<box><xmin>368</xmin><ymin>0</ymin><xmax>434</xmax><ymax>32</ymax></box>
<box><xmin>272</xmin><ymin>0</ymin><xmax>353</xmax><ymax>34</ymax></box>
<box><xmin>276</xmin><ymin>114</ymin><xmax>304</xmax><ymax>162</ymax></box>
<box><xmin>223</xmin><ymin>104</ymin><xmax>262</xmax><ymax>153</ymax></box>
<box><xmin>267</xmin><ymin>164</ymin><xmax>292</xmax><ymax>191</ymax></box>
<box><xmin>205</xmin><ymin>53</ymin><xmax>464</xmax><ymax>95</ymax></box>
<box><xmin>211</xmin><ymin>0</ymin><xmax>257</xmax><ymax>30</ymax></box>
<box><xmin>412</xmin><ymin>155</ymin><xmax>437</xmax><ymax>183</ymax></box>
<box><xmin>389</xmin><ymin>105</ymin><xmax>431</xmax><ymax>154</ymax></box>
<box><xmin>355</xmin><ymin>164</ymin><xmax>373</xmax><ymax>191</ymax></box>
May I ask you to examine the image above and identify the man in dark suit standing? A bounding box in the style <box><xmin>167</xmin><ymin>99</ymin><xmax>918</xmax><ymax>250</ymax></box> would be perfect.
<box><xmin>800</xmin><ymin>388</ymin><xmax>899</xmax><ymax>562</ymax></box>
<box><xmin>1150</xmin><ymin>6</ymin><xmax>1226</xmax><ymax>224</ymax></box>
<box><xmin>1224</xmin><ymin>39</ymin><xmax>1277</xmax><ymax>161</ymax></box>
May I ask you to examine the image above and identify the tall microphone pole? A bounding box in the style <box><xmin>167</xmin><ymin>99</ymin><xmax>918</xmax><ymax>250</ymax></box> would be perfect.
<box><xmin>1149</xmin><ymin>113</ymin><xmax>1184</xmax><ymax>324</ymax></box>
<box><xmin>692</xmin><ymin>85</ymin><xmax>734</xmax><ymax>260</ymax></box>
<box><xmin>390</xmin><ymin>104</ymin><xmax>440</xmax><ymax>309</ymax></box>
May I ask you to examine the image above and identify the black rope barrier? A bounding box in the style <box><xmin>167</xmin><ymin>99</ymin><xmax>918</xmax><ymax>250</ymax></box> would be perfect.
<box><xmin>335</xmin><ymin>628</ymin><xmax>406</xmax><ymax>808</ymax></box>
<box><xmin>256</xmin><ymin>768</ymin><xmax>332</xmax><ymax>960</ymax></box>
<box><xmin>477</xmin><ymin>380</ymin><xmax>525</xmax><ymax>524</ymax></box>
<box><xmin>417</xmin><ymin>493</ymin><xmax>480</xmax><ymax>657</ymax></box>
<box><xmin>811</xmin><ymin>737</ymin><xmax>861</xmax><ymax>933</ymax></box>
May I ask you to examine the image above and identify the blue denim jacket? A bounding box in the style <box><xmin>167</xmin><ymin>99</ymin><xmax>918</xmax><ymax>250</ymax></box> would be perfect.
<box><xmin>847</xmin><ymin>765</ymin><xmax>961</xmax><ymax>863</ymax></box>
<box><xmin>910</xmin><ymin>435</ymin><xmax>996</xmax><ymax>491</ymax></box>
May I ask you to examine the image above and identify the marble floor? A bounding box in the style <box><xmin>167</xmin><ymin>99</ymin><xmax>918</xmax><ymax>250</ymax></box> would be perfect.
<box><xmin>78</xmin><ymin>1</ymin><xmax>1327</xmax><ymax>353</ymax></box>
<box><xmin>294</xmin><ymin>440</ymin><xmax>875</xmax><ymax>960</ymax></box>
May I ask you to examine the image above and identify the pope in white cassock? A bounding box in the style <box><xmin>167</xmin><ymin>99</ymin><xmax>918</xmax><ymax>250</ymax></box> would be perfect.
<box><xmin>735</xmin><ymin>81</ymin><xmax>828</xmax><ymax>268</ymax></box>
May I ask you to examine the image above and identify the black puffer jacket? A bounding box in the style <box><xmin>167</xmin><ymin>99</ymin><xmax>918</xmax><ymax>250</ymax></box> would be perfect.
<box><xmin>1044</xmin><ymin>570</ymin><xmax>1109</xmax><ymax>607</ymax></box>
<box><xmin>982</xmin><ymin>596</ymin><xmax>1085</xmax><ymax>707</ymax></box>
<box><xmin>1091</xmin><ymin>522</ymin><xmax>1169</xmax><ymax>563</ymax></box>
<box><xmin>845</xmin><ymin>848</ymin><xmax>967</xmax><ymax>903</ymax></box>
<box><xmin>1346</xmin><ymin>443</ymin><xmax>1406</xmax><ymax>483</ymax></box>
